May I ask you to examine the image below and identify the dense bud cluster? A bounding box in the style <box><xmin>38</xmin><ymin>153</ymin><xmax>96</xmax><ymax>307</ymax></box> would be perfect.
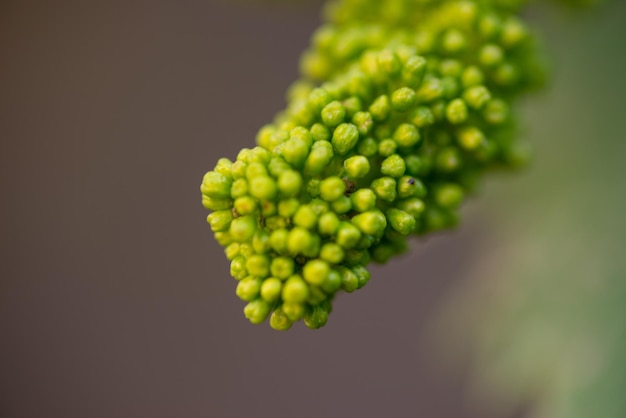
<box><xmin>201</xmin><ymin>0</ymin><xmax>545</xmax><ymax>330</ymax></box>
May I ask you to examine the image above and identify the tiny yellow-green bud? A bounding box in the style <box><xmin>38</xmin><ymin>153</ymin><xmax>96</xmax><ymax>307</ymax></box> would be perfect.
<box><xmin>282</xmin><ymin>275</ymin><xmax>309</xmax><ymax>304</ymax></box>
<box><xmin>331</xmin><ymin>123</ymin><xmax>359</xmax><ymax>155</ymax></box>
<box><xmin>446</xmin><ymin>98</ymin><xmax>468</xmax><ymax>124</ymax></box>
<box><xmin>381</xmin><ymin>154</ymin><xmax>406</xmax><ymax>177</ymax></box>
<box><xmin>303</xmin><ymin>259</ymin><xmax>331</xmax><ymax>286</ymax></box>
<box><xmin>319</xmin><ymin>176</ymin><xmax>346</xmax><ymax>201</ymax></box>
<box><xmin>391</xmin><ymin>87</ymin><xmax>417</xmax><ymax>112</ymax></box>
<box><xmin>229</xmin><ymin>215</ymin><xmax>257</xmax><ymax>243</ymax></box>
<box><xmin>351</xmin><ymin>188</ymin><xmax>377</xmax><ymax>212</ymax></box>
<box><xmin>371</xmin><ymin>177</ymin><xmax>397</xmax><ymax>202</ymax></box>
<box><xmin>245</xmin><ymin>254</ymin><xmax>270</xmax><ymax>278</ymax></box>
<box><xmin>318</xmin><ymin>212</ymin><xmax>341</xmax><ymax>235</ymax></box>
<box><xmin>243</xmin><ymin>299</ymin><xmax>271</xmax><ymax>324</ymax></box>
<box><xmin>321</xmin><ymin>101</ymin><xmax>346</xmax><ymax>127</ymax></box>
<box><xmin>393</xmin><ymin>123</ymin><xmax>421</xmax><ymax>147</ymax></box>
<box><xmin>344</xmin><ymin>155</ymin><xmax>370</xmax><ymax>178</ymax></box>
<box><xmin>269</xmin><ymin>308</ymin><xmax>293</xmax><ymax>331</ymax></box>
<box><xmin>236</xmin><ymin>276</ymin><xmax>262</xmax><ymax>301</ymax></box>
<box><xmin>260</xmin><ymin>278</ymin><xmax>282</xmax><ymax>303</ymax></box>
<box><xmin>207</xmin><ymin>210</ymin><xmax>233</xmax><ymax>232</ymax></box>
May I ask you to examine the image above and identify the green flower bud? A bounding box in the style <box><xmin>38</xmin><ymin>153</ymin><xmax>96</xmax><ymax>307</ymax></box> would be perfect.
<box><xmin>461</xmin><ymin>65</ymin><xmax>485</xmax><ymax>88</ymax></box>
<box><xmin>381</xmin><ymin>154</ymin><xmax>406</xmax><ymax>177</ymax></box>
<box><xmin>224</xmin><ymin>243</ymin><xmax>240</xmax><ymax>261</ymax></box>
<box><xmin>234</xmin><ymin>196</ymin><xmax>257</xmax><ymax>216</ymax></box>
<box><xmin>446</xmin><ymin>98</ymin><xmax>468</xmax><ymax>124</ymax></box>
<box><xmin>352</xmin><ymin>111</ymin><xmax>373</xmax><ymax>135</ymax></box>
<box><xmin>411</xmin><ymin>106</ymin><xmax>435</xmax><ymax>128</ymax></box>
<box><xmin>249</xmin><ymin>176</ymin><xmax>277</xmax><ymax>201</ymax></box>
<box><xmin>243</xmin><ymin>299</ymin><xmax>271</xmax><ymax>325</ymax></box>
<box><xmin>331</xmin><ymin>123</ymin><xmax>359</xmax><ymax>155</ymax></box>
<box><xmin>304</xmin><ymin>140</ymin><xmax>334</xmax><ymax>175</ymax></box>
<box><xmin>435</xmin><ymin>183</ymin><xmax>465</xmax><ymax>209</ymax></box>
<box><xmin>278</xmin><ymin>170</ymin><xmax>303</xmax><ymax>197</ymax></box>
<box><xmin>238</xmin><ymin>243</ymin><xmax>254</xmax><ymax>258</ymax></box>
<box><xmin>230</xmin><ymin>178</ymin><xmax>248</xmax><ymax>199</ymax></box>
<box><xmin>480</xmin><ymin>44</ymin><xmax>504</xmax><ymax>67</ymax></box>
<box><xmin>351</xmin><ymin>188</ymin><xmax>377</xmax><ymax>212</ymax></box>
<box><xmin>303</xmin><ymin>259</ymin><xmax>331</xmax><ymax>286</ymax></box>
<box><xmin>416</xmin><ymin>77</ymin><xmax>444</xmax><ymax>102</ymax></box>
<box><xmin>402</xmin><ymin>55</ymin><xmax>427</xmax><ymax>88</ymax></box>
<box><xmin>318</xmin><ymin>212</ymin><xmax>341</xmax><ymax>235</ymax></box>
<box><xmin>371</xmin><ymin>177</ymin><xmax>397</xmax><ymax>202</ymax></box>
<box><xmin>436</xmin><ymin>147</ymin><xmax>463</xmax><ymax>173</ymax></box>
<box><xmin>319</xmin><ymin>176</ymin><xmax>346</xmax><ymax>201</ymax></box>
<box><xmin>357</xmin><ymin>137</ymin><xmax>378</xmax><ymax>157</ymax></box>
<box><xmin>338</xmin><ymin>266</ymin><xmax>359</xmax><ymax>293</ymax></box>
<box><xmin>351</xmin><ymin>264</ymin><xmax>371</xmax><ymax>289</ymax></box>
<box><xmin>231</xmin><ymin>160</ymin><xmax>247</xmax><ymax>179</ymax></box>
<box><xmin>387</xmin><ymin>208</ymin><xmax>417</xmax><ymax>235</ymax></box>
<box><xmin>320</xmin><ymin>242</ymin><xmax>345</xmax><ymax>264</ymax></box>
<box><xmin>321</xmin><ymin>101</ymin><xmax>346</xmax><ymax>127</ymax></box>
<box><xmin>457</xmin><ymin>126</ymin><xmax>486</xmax><ymax>150</ymax></box>
<box><xmin>245</xmin><ymin>254</ymin><xmax>270</xmax><ymax>278</ymax></box>
<box><xmin>252</xmin><ymin>230</ymin><xmax>270</xmax><ymax>254</ymax></box>
<box><xmin>287</xmin><ymin>227</ymin><xmax>315</xmax><ymax>255</ymax></box>
<box><xmin>308</xmin><ymin>88</ymin><xmax>333</xmax><ymax>112</ymax></box>
<box><xmin>479</xmin><ymin>13</ymin><xmax>502</xmax><ymax>39</ymax></box>
<box><xmin>269</xmin><ymin>228</ymin><xmax>289</xmax><ymax>254</ymax></box>
<box><xmin>391</xmin><ymin>87</ymin><xmax>417</xmax><ymax>112</ymax></box>
<box><xmin>344</xmin><ymin>155</ymin><xmax>370</xmax><ymax>178</ymax></box>
<box><xmin>393</xmin><ymin>123</ymin><xmax>421</xmax><ymax>147</ymax></box>
<box><xmin>351</xmin><ymin>210</ymin><xmax>387</xmax><ymax>236</ymax></box>
<box><xmin>245</xmin><ymin>162</ymin><xmax>268</xmax><ymax>180</ymax></box>
<box><xmin>331</xmin><ymin>195</ymin><xmax>352</xmax><ymax>214</ymax></box>
<box><xmin>405</xmin><ymin>155</ymin><xmax>423</xmax><ymax>176</ymax></box>
<box><xmin>270</xmin><ymin>256</ymin><xmax>295</xmax><ymax>280</ymax></box>
<box><xmin>261</xmin><ymin>200</ymin><xmax>276</xmax><ymax>217</ymax></box>
<box><xmin>310</xmin><ymin>123</ymin><xmax>330</xmax><ymax>142</ymax></box>
<box><xmin>260</xmin><ymin>278</ymin><xmax>282</xmax><ymax>303</ymax></box>
<box><xmin>236</xmin><ymin>276</ymin><xmax>262</xmax><ymax>301</ymax></box>
<box><xmin>441</xmin><ymin>29</ymin><xmax>467</xmax><ymax>54</ymax></box>
<box><xmin>336</xmin><ymin>222</ymin><xmax>362</xmax><ymax>249</ymax></box>
<box><xmin>201</xmin><ymin>171</ymin><xmax>232</xmax><ymax>199</ymax></box>
<box><xmin>278</xmin><ymin>198</ymin><xmax>300</xmax><ymax>218</ymax></box>
<box><xmin>269</xmin><ymin>308</ymin><xmax>293</xmax><ymax>331</ymax></box>
<box><xmin>213</xmin><ymin>158</ymin><xmax>233</xmax><ymax>177</ymax></box>
<box><xmin>280</xmin><ymin>138</ymin><xmax>309</xmax><ymax>168</ymax></box>
<box><xmin>229</xmin><ymin>215</ymin><xmax>257</xmax><ymax>243</ymax></box>
<box><xmin>282</xmin><ymin>302</ymin><xmax>305</xmax><ymax>321</ymax></box>
<box><xmin>398</xmin><ymin>197</ymin><xmax>426</xmax><ymax>218</ymax></box>
<box><xmin>207</xmin><ymin>210</ymin><xmax>233</xmax><ymax>232</ymax></box>
<box><xmin>397</xmin><ymin>176</ymin><xmax>425</xmax><ymax>198</ymax></box>
<box><xmin>322</xmin><ymin>269</ymin><xmax>342</xmax><ymax>293</ymax></box>
<box><xmin>230</xmin><ymin>255</ymin><xmax>248</xmax><ymax>280</ymax></box>
<box><xmin>501</xmin><ymin>17</ymin><xmax>527</xmax><ymax>48</ymax></box>
<box><xmin>304</xmin><ymin>304</ymin><xmax>329</xmax><ymax>330</ymax></box>
<box><xmin>463</xmin><ymin>85</ymin><xmax>491</xmax><ymax>109</ymax></box>
<box><xmin>266</xmin><ymin>215</ymin><xmax>288</xmax><ymax>231</ymax></box>
<box><xmin>483</xmin><ymin>98</ymin><xmax>509</xmax><ymax>125</ymax></box>
<box><xmin>282</xmin><ymin>275</ymin><xmax>309</xmax><ymax>304</ymax></box>
<box><xmin>378</xmin><ymin>139</ymin><xmax>397</xmax><ymax>157</ymax></box>
<box><xmin>369</xmin><ymin>95</ymin><xmax>391</xmax><ymax>121</ymax></box>
<box><xmin>293</xmin><ymin>204</ymin><xmax>319</xmax><ymax>229</ymax></box>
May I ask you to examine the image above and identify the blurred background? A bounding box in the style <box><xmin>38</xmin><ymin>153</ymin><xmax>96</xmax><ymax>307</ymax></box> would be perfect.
<box><xmin>1</xmin><ymin>1</ymin><xmax>624</xmax><ymax>417</ymax></box>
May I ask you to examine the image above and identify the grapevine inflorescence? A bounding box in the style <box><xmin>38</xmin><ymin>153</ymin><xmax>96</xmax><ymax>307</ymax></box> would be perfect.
<box><xmin>200</xmin><ymin>0</ymin><xmax>547</xmax><ymax>330</ymax></box>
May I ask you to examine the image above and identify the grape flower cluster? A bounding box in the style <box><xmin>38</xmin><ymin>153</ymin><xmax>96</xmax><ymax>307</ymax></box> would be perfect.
<box><xmin>201</xmin><ymin>0</ymin><xmax>545</xmax><ymax>330</ymax></box>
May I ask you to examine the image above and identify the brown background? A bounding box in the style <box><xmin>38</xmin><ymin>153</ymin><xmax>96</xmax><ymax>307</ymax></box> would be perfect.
<box><xmin>3</xmin><ymin>0</ymin><xmax>609</xmax><ymax>417</ymax></box>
